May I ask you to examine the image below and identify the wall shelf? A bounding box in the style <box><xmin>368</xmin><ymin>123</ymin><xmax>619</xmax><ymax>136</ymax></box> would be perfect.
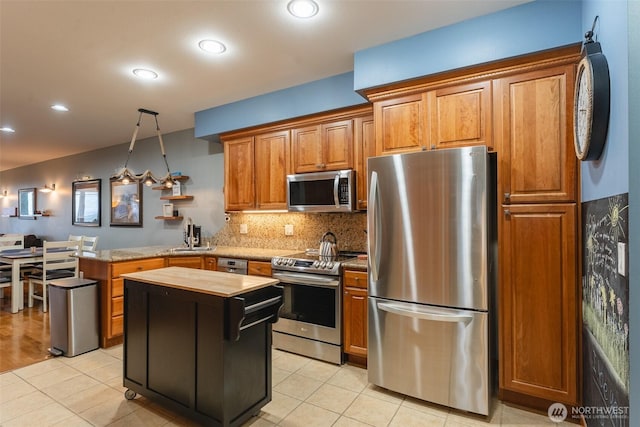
<box><xmin>155</xmin><ymin>216</ymin><xmax>184</xmax><ymax>220</ymax></box>
<box><xmin>160</xmin><ymin>195</ymin><xmax>193</xmax><ymax>201</ymax></box>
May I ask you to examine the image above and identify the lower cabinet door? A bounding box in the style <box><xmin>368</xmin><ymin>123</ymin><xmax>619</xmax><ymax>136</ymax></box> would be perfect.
<box><xmin>343</xmin><ymin>286</ymin><xmax>367</xmax><ymax>357</ymax></box>
<box><xmin>499</xmin><ymin>203</ymin><xmax>578</xmax><ymax>407</ymax></box>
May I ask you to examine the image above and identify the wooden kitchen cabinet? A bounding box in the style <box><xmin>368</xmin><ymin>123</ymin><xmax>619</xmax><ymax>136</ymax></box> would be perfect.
<box><xmin>79</xmin><ymin>256</ymin><xmax>165</xmax><ymax>347</ymax></box>
<box><xmin>255</xmin><ymin>130</ymin><xmax>290</xmax><ymax>210</ymax></box>
<box><xmin>221</xmin><ymin>105</ymin><xmax>371</xmax><ymax>212</ymax></box>
<box><xmin>495</xmin><ymin>58</ymin><xmax>581</xmax><ymax>410</ymax></box>
<box><xmin>224</xmin><ymin>137</ymin><xmax>255</xmax><ymax>211</ymax></box>
<box><xmin>499</xmin><ymin>203</ymin><xmax>578</xmax><ymax>407</ymax></box>
<box><xmin>291</xmin><ymin>119</ymin><xmax>353</xmax><ymax>173</ymax></box>
<box><xmin>354</xmin><ymin>115</ymin><xmax>374</xmax><ymax>210</ymax></box>
<box><xmin>166</xmin><ymin>256</ymin><xmax>203</xmax><ymax>269</ymax></box>
<box><xmin>248</xmin><ymin>260</ymin><xmax>272</xmax><ymax>277</ymax></box>
<box><xmin>374</xmin><ymin>93</ymin><xmax>426</xmax><ymax>156</ymax></box>
<box><xmin>427</xmin><ymin>80</ymin><xmax>492</xmax><ymax>150</ymax></box>
<box><xmin>494</xmin><ymin>65</ymin><xmax>577</xmax><ymax>204</ymax></box>
<box><xmin>343</xmin><ymin>270</ymin><xmax>368</xmax><ymax>363</ymax></box>
<box><xmin>203</xmin><ymin>256</ymin><xmax>217</xmax><ymax>271</ymax></box>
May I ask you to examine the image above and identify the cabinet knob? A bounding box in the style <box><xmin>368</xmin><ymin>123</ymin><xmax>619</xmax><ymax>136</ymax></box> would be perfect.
<box><xmin>504</xmin><ymin>209</ymin><xmax>511</xmax><ymax>217</ymax></box>
<box><xmin>504</xmin><ymin>192</ymin><xmax>511</xmax><ymax>203</ymax></box>
<box><xmin>315</xmin><ymin>163</ymin><xmax>326</xmax><ymax>169</ymax></box>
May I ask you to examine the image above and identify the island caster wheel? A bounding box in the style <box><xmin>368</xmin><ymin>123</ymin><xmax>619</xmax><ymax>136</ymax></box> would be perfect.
<box><xmin>124</xmin><ymin>389</ymin><xmax>137</xmax><ymax>400</ymax></box>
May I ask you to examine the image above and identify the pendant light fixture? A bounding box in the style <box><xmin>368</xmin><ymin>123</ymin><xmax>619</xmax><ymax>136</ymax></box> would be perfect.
<box><xmin>111</xmin><ymin>108</ymin><xmax>176</xmax><ymax>188</ymax></box>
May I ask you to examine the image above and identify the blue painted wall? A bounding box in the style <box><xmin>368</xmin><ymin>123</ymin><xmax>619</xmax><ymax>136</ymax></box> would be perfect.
<box><xmin>354</xmin><ymin>0</ymin><xmax>582</xmax><ymax>90</ymax></box>
<box><xmin>580</xmin><ymin>1</ymin><xmax>630</xmax><ymax>201</ymax></box>
<box><xmin>194</xmin><ymin>72</ymin><xmax>367</xmax><ymax>139</ymax></box>
<box><xmin>195</xmin><ymin>0</ymin><xmax>583</xmax><ymax>140</ymax></box>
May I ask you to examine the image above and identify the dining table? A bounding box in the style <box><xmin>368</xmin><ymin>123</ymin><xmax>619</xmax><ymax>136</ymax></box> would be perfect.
<box><xmin>0</xmin><ymin>247</ymin><xmax>70</xmax><ymax>313</ymax></box>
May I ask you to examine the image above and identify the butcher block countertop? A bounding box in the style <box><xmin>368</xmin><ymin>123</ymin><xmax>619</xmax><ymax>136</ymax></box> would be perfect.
<box><xmin>121</xmin><ymin>266</ymin><xmax>279</xmax><ymax>297</ymax></box>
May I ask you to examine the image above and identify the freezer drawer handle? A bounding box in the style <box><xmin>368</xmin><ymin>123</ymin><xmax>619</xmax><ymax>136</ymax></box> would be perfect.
<box><xmin>377</xmin><ymin>302</ymin><xmax>473</xmax><ymax>325</ymax></box>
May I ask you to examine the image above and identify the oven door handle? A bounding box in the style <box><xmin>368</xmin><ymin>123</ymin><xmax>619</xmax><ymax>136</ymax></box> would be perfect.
<box><xmin>273</xmin><ymin>272</ymin><xmax>339</xmax><ymax>288</ymax></box>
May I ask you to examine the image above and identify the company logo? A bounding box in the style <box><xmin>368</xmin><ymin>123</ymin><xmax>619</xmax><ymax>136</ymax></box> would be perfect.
<box><xmin>548</xmin><ymin>403</ymin><xmax>568</xmax><ymax>423</ymax></box>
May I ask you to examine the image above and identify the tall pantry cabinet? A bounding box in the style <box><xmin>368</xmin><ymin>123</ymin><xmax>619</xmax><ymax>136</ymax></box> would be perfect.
<box><xmin>363</xmin><ymin>45</ymin><xmax>582</xmax><ymax>411</ymax></box>
<box><xmin>494</xmin><ymin>61</ymin><xmax>580</xmax><ymax>409</ymax></box>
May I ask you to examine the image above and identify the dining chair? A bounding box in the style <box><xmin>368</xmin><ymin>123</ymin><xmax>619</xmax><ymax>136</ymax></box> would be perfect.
<box><xmin>68</xmin><ymin>234</ymin><xmax>84</xmax><ymax>250</ymax></box>
<box><xmin>0</xmin><ymin>235</ymin><xmax>24</xmax><ymax>297</ymax></box>
<box><xmin>27</xmin><ymin>240</ymin><xmax>80</xmax><ymax>312</ymax></box>
<box><xmin>81</xmin><ymin>236</ymin><xmax>99</xmax><ymax>252</ymax></box>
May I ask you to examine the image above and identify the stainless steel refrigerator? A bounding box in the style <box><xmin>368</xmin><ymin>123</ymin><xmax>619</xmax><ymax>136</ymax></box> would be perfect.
<box><xmin>367</xmin><ymin>146</ymin><xmax>496</xmax><ymax>416</ymax></box>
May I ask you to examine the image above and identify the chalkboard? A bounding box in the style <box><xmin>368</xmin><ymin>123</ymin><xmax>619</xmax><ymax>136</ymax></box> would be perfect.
<box><xmin>582</xmin><ymin>193</ymin><xmax>629</xmax><ymax>426</ymax></box>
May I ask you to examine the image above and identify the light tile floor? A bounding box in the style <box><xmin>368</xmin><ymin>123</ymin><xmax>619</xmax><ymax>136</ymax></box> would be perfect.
<box><xmin>0</xmin><ymin>346</ymin><xmax>574</xmax><ymax>426</ymax></box>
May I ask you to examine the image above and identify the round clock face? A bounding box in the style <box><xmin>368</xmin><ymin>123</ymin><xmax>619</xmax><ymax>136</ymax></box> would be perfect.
<box><xmin>574</xmin><ymin>56</ymin><xmax>594</xmax><ymax>160</ymax></box>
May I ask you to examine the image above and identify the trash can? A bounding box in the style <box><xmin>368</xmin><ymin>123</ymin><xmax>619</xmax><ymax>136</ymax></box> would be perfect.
<box><xmin>49</xmin><ymin>277</ymin><xmax>99</xmax><ymax>357</ymax></box>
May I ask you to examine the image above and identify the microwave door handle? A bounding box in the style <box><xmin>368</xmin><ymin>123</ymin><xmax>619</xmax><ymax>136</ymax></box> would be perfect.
<box><xmin>368</xmin><ymin>171</ymin><xmax>380</xmax><ymax>282</ymax></box>
<box><xmin>333</xmin><ymin>174</ymin><xmax>340</xmax><ymax>207</ymax></box>
<box><xmin>377</xmin><ymin>302</ymin><xmax>473</xmax><ymax>325</ymax></box>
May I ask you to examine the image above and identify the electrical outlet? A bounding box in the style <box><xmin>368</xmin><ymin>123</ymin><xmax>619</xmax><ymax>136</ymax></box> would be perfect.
<box><xmin>618</xmin><ymin>242</ymin><xmax>627</xmax><ymax>276</ymax></box>
<box><xmin>240</xmin><ymin>223</ymin><xmax>248</xmax><ymax>234</ymax></box>
<box><xmin>285</xmin><ymin>224</ymin><xmax>294</xmax><ymax>236</ymax></box>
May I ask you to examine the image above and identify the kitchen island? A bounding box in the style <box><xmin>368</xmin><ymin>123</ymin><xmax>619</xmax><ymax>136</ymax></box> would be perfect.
<box><xmin>121</xmin><ymin>267</ymin><xmax>283</xmax><ymax>427</ymax></box>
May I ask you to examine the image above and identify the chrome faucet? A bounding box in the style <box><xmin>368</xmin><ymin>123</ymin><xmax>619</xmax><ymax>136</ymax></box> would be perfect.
<box><xmin>186</xmin><ymin>217</ymin><xmax>194</xmax><ymax>249</ymax></box>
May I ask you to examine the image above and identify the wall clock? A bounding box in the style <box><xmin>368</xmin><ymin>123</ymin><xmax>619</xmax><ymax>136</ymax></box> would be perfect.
<box><xmin>574</xmin><ymin>17</ymin><xmax>610</xmax><ymax>161</ymax></box>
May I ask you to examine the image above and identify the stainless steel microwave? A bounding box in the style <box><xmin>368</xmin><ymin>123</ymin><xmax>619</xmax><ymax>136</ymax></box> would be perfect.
<box><xmin>287</xmin><ymin>169</ymin><xmax>356</xmax><ymax>212</ymax></box>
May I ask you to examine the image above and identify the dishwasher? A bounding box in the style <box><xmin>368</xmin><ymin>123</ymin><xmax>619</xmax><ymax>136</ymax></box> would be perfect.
<box><xmin>216</xmin><ymin>258</ymin><xmax>248</xmax><ymax>275</ymax></box>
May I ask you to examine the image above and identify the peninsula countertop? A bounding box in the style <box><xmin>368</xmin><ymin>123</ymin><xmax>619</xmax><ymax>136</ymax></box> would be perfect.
<box><xmin>121</xmin><ymin>266</ymin><xmax>279</xmax><ymax>297</ymax></box>
<box><xmin>78</xmin><ymin>245</ymin><xmax>300</xmax><ymax>262</ymax></box>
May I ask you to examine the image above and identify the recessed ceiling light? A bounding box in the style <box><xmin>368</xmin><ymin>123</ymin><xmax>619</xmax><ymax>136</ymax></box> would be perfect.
<box><xmin>198</xmin><ymin>39</ymin><xmax>227</xmax><ymax>54</ymax></box>
<box><xmin>1</xmin><ymin>127</ymin><xmax>15</xmax><ymax>133</ymax></box>
<box><xmin>51</xmin><ymin>104</ymin><xmax>69</xmax><ymax>112</ymax></box>
<box><xmin>132</xmin><ymin>68</ymin><xmax>159</xmax><ymax>79</ymax></box>
<box><xmin>287</xmin><ymin>0</ymin><xmax>319</xmax><ymax>18</ymax></box>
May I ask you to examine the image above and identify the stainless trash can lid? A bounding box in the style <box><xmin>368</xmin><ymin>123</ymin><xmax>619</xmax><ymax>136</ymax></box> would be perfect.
<box><xmin>49</xmin><ymin>278</ymin><xmax>97</xmax><ymax>289</ymax></box>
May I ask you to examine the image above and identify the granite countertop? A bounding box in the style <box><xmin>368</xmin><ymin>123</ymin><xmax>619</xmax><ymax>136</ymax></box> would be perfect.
<box><xmin>79</xmin><ymin>245</ymin><xmax>300</xmax><ymax>262</ymax></box>
<box><xmin>342</xmin><ymin>258</ymin><xmax>368</xmax><ymax>271</ymax></box>
<box><xmin>122</xmin><ymin>267</ymin><xmax>279</xmax><ymax>297</ymax></box>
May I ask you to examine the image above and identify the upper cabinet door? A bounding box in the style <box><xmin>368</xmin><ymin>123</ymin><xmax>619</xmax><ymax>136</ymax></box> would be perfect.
<box><xmin>322</xmin><ymin>119</ymin><xmax>353</xmax><ymax>171</ymax></box>
<box><xmin>291</xmin><ymin>125</ymin><xmax>322</xmax><ymax>173</ymax></box>
<box><xmin>427</xmin><ymin>80</ymin><xmax>492</xmax><ymax>150</ymax></box>
<box><xmin>374</xmin><ymin>93</ymin><xmax>426</xmax><ymax>156</ymax></box>
<box><xmin>495</xmin><ymin>65</ymin><xmax>577</xmax><ymax>204</ymax></box>
<box><xmin>255</xmin><ymin>130</ymin><xmax>290</xmax><ymax>210</ymax></box>
<box><xmin>354</xmin><ymin>115</ymin><xmax>374</xmax><ymax>210</ymax></box>
<box><xmin>292</xmin><ymin>120</ymin><xmax>353</xmax><ymax>173</ymax></box>
<box><xmin>224</xmin><ymin>137</ymin><xmax>255</xmax><ymax>211</ymax></box>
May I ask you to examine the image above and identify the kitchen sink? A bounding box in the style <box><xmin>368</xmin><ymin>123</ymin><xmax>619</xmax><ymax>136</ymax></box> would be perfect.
<box><xmin>170</xmin><ymin>246</ymin><xmax>215</xmax><ymax>253</ymax></box>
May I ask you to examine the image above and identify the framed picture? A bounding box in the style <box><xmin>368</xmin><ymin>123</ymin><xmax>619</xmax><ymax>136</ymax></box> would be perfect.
<box><xmin>18</xmin><ymin>188</ymin><xmax>37</xmax><ymax>219</ymax></box>
<box><xmin>72</xmin><ymin>179</ymin><xmax>101</xmax><ymax>226</ymax></box>
<box><xmin>110</xmin><ymin>179</ymin><xmax>143</xmax><ymax>226</ymax></box>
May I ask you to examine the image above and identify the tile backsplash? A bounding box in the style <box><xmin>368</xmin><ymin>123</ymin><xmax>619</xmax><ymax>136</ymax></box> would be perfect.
<box><xmin>211</xmin><ymin>212</ymin><xmax>367</xmax><ymax>253</ymax></box>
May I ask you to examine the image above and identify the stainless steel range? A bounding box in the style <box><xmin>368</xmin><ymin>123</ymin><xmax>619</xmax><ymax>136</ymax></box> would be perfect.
<box><xmin>271</xmin><ymin>251</ymin><xmax>355</xmax><ymax>364</ymax></box>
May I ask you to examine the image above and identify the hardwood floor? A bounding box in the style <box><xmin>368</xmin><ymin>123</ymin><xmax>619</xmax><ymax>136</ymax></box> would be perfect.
<box><xmin>0</xmin><ymin>291</ymin><xmax>53</xmax><ymax>373</ymax></box>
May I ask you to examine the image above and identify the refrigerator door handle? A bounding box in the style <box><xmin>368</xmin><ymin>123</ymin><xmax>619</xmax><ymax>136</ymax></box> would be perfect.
<box><xmin>368</xmin><ymin>171</ymin><xmax>380</xmax><ymax>282</ymax></box>
<box><xmin>377</xmin><ymin>302</ymin><xmax>473</xmax><ymax>325</ymax></box>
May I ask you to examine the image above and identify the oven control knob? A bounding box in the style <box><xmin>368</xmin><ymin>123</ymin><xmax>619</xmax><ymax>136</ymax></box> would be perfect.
<box><xmin>320</xmin><ymin>261</ymin><xmax>327</xmax><ymax>268</ymax></box>
<box><xmin>287</xmin><ymin>259</ymin><xmax>295</xmax><ymax>266</ymax></box>
<box><xmin>313</xmin><ymin>261</ymin><xmax>320</xmax><ymax>268</ymax></box>
<box><xmin>275</xmin><ymin>258</ymin><xmax>282</xmax><ymax>265</ymax></box>
<box><xmin>273</xmin><ymin>257</ymin><xmax>280</xmax><ymax>265</ymax></box>
<box><xmin>327</xmin><ymin>262</ymin><xmax>334</xmax><ymax>269</ymax></box>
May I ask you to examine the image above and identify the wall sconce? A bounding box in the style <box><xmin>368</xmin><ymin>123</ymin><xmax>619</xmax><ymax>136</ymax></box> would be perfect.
<box><xmin>111</xmin><ymin>108</ymin><xmax>176</xmax><ymax>188</ymax></box>
<box><xmin>0</xmin><ymin>190</ymin><xmax>7</xmax><ymax>197</ymax></box>
<box><xmin>39</xmin><ymin>184</ymin><xmax>56</xmax><ymax>193</ymax></box>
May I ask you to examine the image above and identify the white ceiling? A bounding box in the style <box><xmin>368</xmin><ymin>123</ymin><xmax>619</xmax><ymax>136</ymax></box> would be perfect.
<box><xmin>0</xmin><ymin>0</ymin><xmax>528</xmax><ymax>172</ymax></box>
